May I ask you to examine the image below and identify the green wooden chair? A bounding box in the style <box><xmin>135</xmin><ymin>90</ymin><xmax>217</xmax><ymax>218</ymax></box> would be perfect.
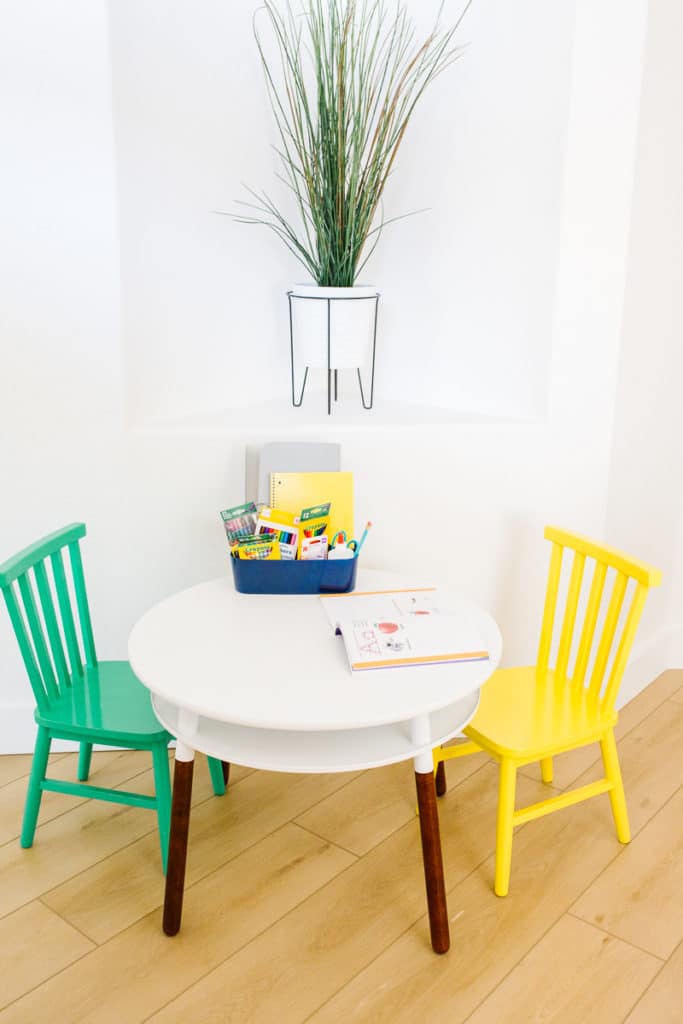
<box><xmin>0</xmin><ymin>522</ymin><xmax>228</xmax><ymax>872</ymax></box>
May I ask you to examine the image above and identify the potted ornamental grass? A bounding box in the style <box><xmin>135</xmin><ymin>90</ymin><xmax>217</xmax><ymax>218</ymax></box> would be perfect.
<box><xmin>235</xmin><ymin>0</ymin><xmax>471</xmax><ymax>410</ymax></box>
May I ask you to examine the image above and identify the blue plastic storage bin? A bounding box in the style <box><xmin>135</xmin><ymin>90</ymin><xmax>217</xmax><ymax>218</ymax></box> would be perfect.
<box><xmin>230</xmin><ymin>555</ymin><xmax>358</xmax><ymax>595</ymax></box>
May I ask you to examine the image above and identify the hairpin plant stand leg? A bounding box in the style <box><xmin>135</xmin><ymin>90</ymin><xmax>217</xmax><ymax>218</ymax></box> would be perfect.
<box><xmin>289</xmin><ymin>292</ymin><xmax>309</xmax><ymax>407</ymax></box>
<box><xmin>163</xmin><ymin>743</ymin><xmax>195</xmax><ymax>937</ymax></box>
<box><xmin>327</xmin><ymin>298</ymin><xmax>332</xmax><ymax>416</ymax></box>
<box><xmin>357</xmin><ymin>294</ymin><xmax>379</xmax><ymax>410</ymax></box>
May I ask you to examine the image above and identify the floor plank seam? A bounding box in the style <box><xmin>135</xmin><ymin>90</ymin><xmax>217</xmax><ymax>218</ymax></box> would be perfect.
<box><xmin>455</xmin><ymin>765</ymin><xmax>683</xmax><ymax>1024</ymax></box>
<box><xmin>290</xmin><ymin>820</ymin><xmax>360</xmax><ymax>860</ymax></box>
<box><xmin>0</xmin><ymin>759</ymin><xmax>255</xmax><ymax>891</ymax></box>
<box><xmin>0</xmin><ymin>787</ymin><xmax>223</xmax><ymax>925</ymax></box>
<box><xmin>0</xmin><ymin>757</ymin><xmax>169</xmax><ymax>852</ymax></box>
<box><xmin>281</xmin><ymin>769</ymin><xmax>370</xmax><ymax>820</ymax></box>
<box><xmin>286</xmin><ymin>757</ymin><xmax>488</xmax><ymax>847</ymax></box>
<box><xmin>619</xmin><ymin>934</ymin><xmax>683</xmax><ymax>1023</ymax></box>
<box><xmin>147</xmin><ymin>788</ymin><xmax>501</xmax><ymax>1024</ymax></box>
<box><xmin>132</xmin><ymin>844</ymin><xmax>375</xmax><ymax>1024</ymax></box>
<box><xmin>0</xmin><ymin>944</ymin><xmax>100</xmax><ymax>1016</ymax></box>
<box><xmin>37</xmin><ymin>896</ymin><xmax>100</xmax><ymax>949</ymax></box>
<box><xmin>452</xmin><ymin>769</ymin><xmax>683</xmax><ymax>1018</ymax></box>
<box><xmin>0</xmin><ymin>752</ymin><xmax>70</xmax><ymax>790</ymax></box>
<box><xmin>524</xmin><ymin>761</ymin><xmax>602</xmax><ymax>789</ymax></box>
<box><xmin>612</xmin><ymin>682</ymin><xmax>683</xmax><ymax>742</ymax></box>
<box><xmin>299</xmin><ymin>918</ymin><xmax>421</xmax><ymax>1024</ymax></box>
<box><xmin>564</xmin><ymin>910</ymin><xmax>667</xmax><ymax>962</ymax></box>
<box><xmin>160</xmin><ymin>817</ymin><xmax>362</xmax><ymax>934</ymax></box>
<box><xmin>299</xmin><ymin>813</ymin><xmax>527</xmax><ymax>1024</ymax></box>
<box><xmin>24</xmin><ymin>783</ymin><xmax>256</xmax><ymax>935</ymax></box>
<box><xmin>158</xmin><ymin>755</ymin><xmax>497</xmax><ymax>936</ymax></box>
<box><xmin>291</xmin><ymin>755</ymin><xmax>496</xmax><ymax>861</ymax></box>
<box><xmin>565</xmin><ymin>777</ymin><xmax>683</xmax><ymax>918</ymax></box>
<box><xmin>12</xmin><ymin>771</ymin><xmax>401</xmax><ymax>940</ymax></box>
<box><xmin>441</xmin><ymin>754</ymin><xmax>504</xmax><ymax>796</ymax></box>
<box><xmin>459</xmin><ymin>906</ymin><xmax>586</xmax><ymax>1024</ymax></box>
<box><xmin>520</xmin><ymin>775</ymin><xmax>565</xmax><ymax>795</ymax></box>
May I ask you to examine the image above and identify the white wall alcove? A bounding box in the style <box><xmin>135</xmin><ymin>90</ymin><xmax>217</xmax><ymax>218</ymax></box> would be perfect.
<box><xmin>109</xmin><ymin>0</ymin><xmax>576</xmax><ymax>429</ymax></box>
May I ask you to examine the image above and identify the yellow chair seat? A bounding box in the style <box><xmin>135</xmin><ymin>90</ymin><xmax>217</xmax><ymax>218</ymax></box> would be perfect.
<box><xmin>464</xmin><ymin>665</ymin><xmax>617</xmax><ymax>763</ymax></box>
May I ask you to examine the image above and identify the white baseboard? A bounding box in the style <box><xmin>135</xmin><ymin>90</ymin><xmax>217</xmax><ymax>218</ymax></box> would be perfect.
<box><xmin>0</xmin><ymin>705</ymin><xmax>80</xmax><ymax>754</ymax></box>
<box><xmin>0</xmin><ymin>704</ymin><xmax>177</xmax><ymax>755</ymax></box>
<box><xmin>616</xmin><ymin>623</ymin><xmax>681</xmax><ymax>709</ymax></box>
<box><xmin>0</xmin><ymin>626</ymin><xmax>680</xmax><ymax>754</ymax></box>
<box><xmin>666</xmin><ymin>623</ymin><xmax>683</xmax><ymax>668</ymax></box>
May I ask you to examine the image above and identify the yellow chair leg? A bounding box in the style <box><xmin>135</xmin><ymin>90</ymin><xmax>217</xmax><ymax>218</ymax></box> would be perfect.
<box><xmin>600</xmin><ymin>728</ymin><xmax>630</xmax><ymax>844</ymax></box>
<box><xmin>494</xmin><ymin>758</ymin><xmax>517</xmax><ymax>897</ymax></box>
<box><xmin>540</xmin><ymin>757</ymin><xmax>553</xmax><ymax>784</ymax></box>
<box><xmin>435</xmin><ymin>759</ymin><xmax>446</xmax><ymax>796</ymax></box>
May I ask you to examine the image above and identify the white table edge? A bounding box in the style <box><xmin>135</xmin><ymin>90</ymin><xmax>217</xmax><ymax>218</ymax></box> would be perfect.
<box><xmin>152</xmin><ymin>691</ymin><xmax>481</xmax><ymax>774</ymax></box>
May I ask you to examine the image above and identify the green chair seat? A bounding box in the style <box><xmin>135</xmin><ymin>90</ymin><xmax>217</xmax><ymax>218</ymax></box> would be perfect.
<box><xmin>35</xmin><ymin>661</ymin><xmax>171</xmax><ymax>746</ymax></box>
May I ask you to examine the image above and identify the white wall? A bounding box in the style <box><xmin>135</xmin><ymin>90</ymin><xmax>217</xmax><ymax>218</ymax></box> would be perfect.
<box><xmin>606</xmin><ymin>0</ymin><xmax>683</xmax><ymax>684</ymax></box>
<box><xmin>0</xmin><ymin>0</ymin><xmax>124</xmax><ymax>745</ymax></box>
<box><xmin>0</xmin><ymin>0</ymin><xmax>666</xmax><ymax>754</ymax></box>
<box><xmin>0</xmin><ymin>0</ymin><xmax>123</xmax><ymax>433</ymax></box>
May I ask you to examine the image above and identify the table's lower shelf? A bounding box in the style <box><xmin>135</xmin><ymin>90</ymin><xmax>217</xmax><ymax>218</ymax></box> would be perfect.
<box><xmin>152</xmin><ymin>692</ymin><xmax>479</xmax><ymax>773</ymax></box>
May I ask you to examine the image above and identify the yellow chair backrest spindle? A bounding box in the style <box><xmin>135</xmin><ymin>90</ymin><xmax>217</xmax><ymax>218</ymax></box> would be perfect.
<box><xmin>536</xmin><ymin>526</ymin><xmax>662</xmax><ymax>714</ymax></box>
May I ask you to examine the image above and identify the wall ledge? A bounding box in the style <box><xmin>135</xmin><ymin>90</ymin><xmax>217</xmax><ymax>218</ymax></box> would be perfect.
<box><xmin>131</xmin><ymin>398</ymin><xmax>542</xmax><ymax>437</ymax></box>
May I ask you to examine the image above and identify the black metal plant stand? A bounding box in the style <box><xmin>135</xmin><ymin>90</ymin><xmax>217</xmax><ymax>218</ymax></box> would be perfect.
<box><xmin>288</xmin><ymin>291</ymin><xmax>379</xmax><ymax>415</ymax></box>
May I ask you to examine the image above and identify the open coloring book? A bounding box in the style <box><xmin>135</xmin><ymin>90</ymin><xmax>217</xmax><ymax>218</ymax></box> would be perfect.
<box><xmin>320</xmin><ymin>588</ymin><xmax>489</xmax><ymax>672</ymax></box>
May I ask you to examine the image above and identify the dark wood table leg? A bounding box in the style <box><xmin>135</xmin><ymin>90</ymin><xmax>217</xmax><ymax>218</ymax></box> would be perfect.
<box><xmin>415</xmin><ymin>769</ymin><xmax>450</xmax><ymax>954</ymax></box>
<box><xmin>163</xmin><ymin>752</ymin><xmax>195</xmax><ymax>936</ymax></box>
<box><xmin>221</xmin><ymin>760</ymin><xmax>230</xmax><ymax>786</ymax></box>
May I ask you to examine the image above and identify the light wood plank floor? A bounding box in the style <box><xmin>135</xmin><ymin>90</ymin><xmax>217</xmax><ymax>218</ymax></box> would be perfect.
<box><xmin>2</xmin><ymin>670</ymin><xmax>683</xmax><ymax>1022</ymax></box>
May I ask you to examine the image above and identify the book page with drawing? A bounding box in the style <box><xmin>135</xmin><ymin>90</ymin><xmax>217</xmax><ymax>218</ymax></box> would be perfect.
<box><xmin>320</xmin><ymin>588</ymin><xmax>489</xmax><ymax>672</ymax></box>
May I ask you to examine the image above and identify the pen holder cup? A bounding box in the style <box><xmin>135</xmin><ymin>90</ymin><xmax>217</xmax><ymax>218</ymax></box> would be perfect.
<box><xmin>230</xmin><ymin>555</ymin><xmax>358</xmax><ymax>595</ymax></box>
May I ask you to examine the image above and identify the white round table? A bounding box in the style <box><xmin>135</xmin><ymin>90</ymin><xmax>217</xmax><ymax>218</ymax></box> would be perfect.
<box><xmin>129</xmin><ymin>569</ymin><xmax>502</xmax><ymax>953</ymax></box>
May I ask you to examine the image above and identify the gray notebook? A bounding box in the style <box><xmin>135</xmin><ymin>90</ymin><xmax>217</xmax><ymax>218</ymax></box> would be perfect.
<box><xmin>246</xmin><ymin>442</ymin><xmax>341</xmax><ymax>505</ymax></box>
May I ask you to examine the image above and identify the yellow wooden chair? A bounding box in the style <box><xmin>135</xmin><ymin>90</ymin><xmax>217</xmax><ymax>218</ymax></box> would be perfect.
<box><xmin>434</xmin><ymin>525</ymin><xmax>661</xmax><ymax>897</ymax></box>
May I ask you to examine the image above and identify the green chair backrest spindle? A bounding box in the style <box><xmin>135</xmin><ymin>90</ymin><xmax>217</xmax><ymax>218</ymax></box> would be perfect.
<box><xmin>537</xmin><ymin>525</ymin><xmax>662</xmax><ymax>713</ymax></box>
<box><xmin>0</xmin><ymin>523</ymin><xmax>97</xmax><ymax>712</ymax></box>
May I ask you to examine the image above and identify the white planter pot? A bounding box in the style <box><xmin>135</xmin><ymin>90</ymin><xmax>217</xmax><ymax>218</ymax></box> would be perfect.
<box><xmin>289</xmin><ymin>285</ymin><xmax>379</xmax><ymax>369</ymax></box>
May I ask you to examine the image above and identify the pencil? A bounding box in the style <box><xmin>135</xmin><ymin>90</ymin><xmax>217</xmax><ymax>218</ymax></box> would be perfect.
<box><xmin>356</xmin><ymin>521</ymin><xmax>372</xmax><ymax>554</ymax></box>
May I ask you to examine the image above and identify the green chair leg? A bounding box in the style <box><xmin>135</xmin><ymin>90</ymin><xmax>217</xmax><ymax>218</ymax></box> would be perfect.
<box><xmin>207</xmin><ymin>756</ymin><xmax>226</xmax><ymax>796</ymax></box>
<box><xmin>78</xmin><ymin>742</ymin><xmax>93</xmax><ymax>781</ymax></box>
<box><xmin>152</xmin><ymin>743</ymin><xmax>172</xmax><ymax>873</ymax></box>
<box><xmin>21</xmin><ymin>726</ymin><xmax>52</xmax><ymax>848</ymax></box>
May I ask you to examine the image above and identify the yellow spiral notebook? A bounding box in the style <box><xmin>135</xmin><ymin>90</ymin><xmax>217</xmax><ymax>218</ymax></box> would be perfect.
<box><xmin>269</xmin><ymin>472</ymin><xmax>354</xmax><ymax>542</ymax></box>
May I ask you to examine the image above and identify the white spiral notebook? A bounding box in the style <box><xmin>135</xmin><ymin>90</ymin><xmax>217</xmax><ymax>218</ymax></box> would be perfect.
<box><xmin>320</xmin><ymin>588</ymin><xmax>489</xmax><ymax>672</ymax></box>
